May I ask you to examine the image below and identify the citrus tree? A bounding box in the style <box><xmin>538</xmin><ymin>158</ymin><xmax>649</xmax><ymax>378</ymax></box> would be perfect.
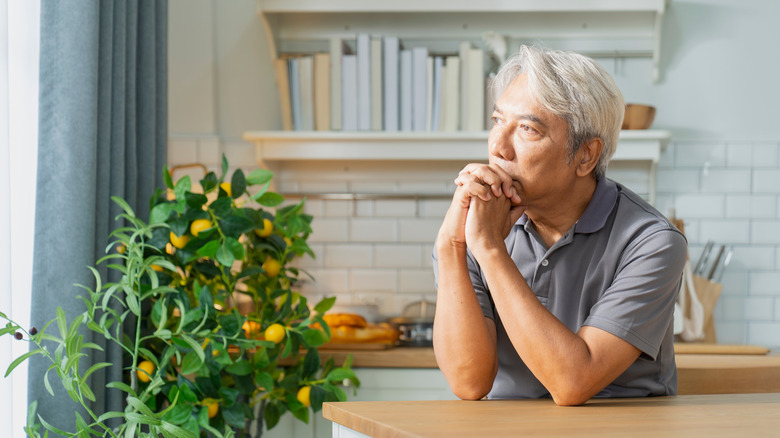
<box><xmin>0</xmin><ymin>156</ymin><xmax>358</xmax><ymax>437</ymax></box>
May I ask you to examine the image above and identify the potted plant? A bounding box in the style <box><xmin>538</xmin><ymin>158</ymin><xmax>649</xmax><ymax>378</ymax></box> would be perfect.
<box><xmin>1</xmin><ymin>156</ymin><xmax>357</xmax><ymax>437</ymax></box>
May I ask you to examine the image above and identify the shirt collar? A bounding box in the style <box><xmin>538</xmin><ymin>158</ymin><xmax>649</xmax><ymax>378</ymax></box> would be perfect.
<box><xmin>516</xmin><ymin>177</ymin><xmax>618</xmax><ymax>234</ymax></box>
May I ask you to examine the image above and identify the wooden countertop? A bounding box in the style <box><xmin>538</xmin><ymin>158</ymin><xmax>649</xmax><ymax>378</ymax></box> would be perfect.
<box><xmin>323</xmin><ymin>393</ymin><xmax>780</xmax><ymax>437</ymax></box>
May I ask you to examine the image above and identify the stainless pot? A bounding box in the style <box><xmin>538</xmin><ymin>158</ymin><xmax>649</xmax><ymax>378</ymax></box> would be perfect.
<box><xmin>388</xmin><ymin>300</ymin><xmax>435</xmax><ymax>347</ymax></box>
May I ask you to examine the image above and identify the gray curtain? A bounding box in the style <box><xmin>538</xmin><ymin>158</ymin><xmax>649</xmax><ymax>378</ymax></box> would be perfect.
<box><xmin>28</xmin><ymin>0</ymin><xmax>167</xmax><ymax>434</ymax></box>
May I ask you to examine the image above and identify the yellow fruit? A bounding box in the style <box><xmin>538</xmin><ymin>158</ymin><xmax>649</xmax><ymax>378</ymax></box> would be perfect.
<box><xmin>254</xmin><ymin>219</ymin><xmax>273</xmax><ymax>238</ymax></box>
<box><xmin>264</xmin><ymin>323</ymin><xmax>285</xmax><ymax>344</ymax></box>
<box><xmin>220</xmin><ymin>182</ymin><xmax>232</xmax><ymax>197</ymax></box>
<box><xmin>117</xmin><ymin>244</ymin><xmax>126</xmax><ymax>254</ymax></box>
<box><xmin>137</xmin><ymin>360</ymin><xmax>155</xmax><ymax>383</ymax></box>
<box><xmin>263</xmin><ymin>257</ymin><xmax>281</xmax><ymax>278</ymax></box>
<box><xmin>203</xmin><ymin>398</ymin><xmax>219</xmax><ymax>419</ymax></box>
<box><xmin>242</xmin><ymin>320</ymin><xmax>261</xmax><ymax>338</ymax></box>
<box><xmin>151</xmin><ymin>264</ymin><xmax>164</xmax><ymax>272</ymax></box>
<box><xmin>170</xmin><ymin>231</ymin><xmax>190</xmax><ymax>249</ymax></box>
<box><xmin>190</xmin><ymin>219</ymin><xmax>212</xmax><ymax>237</ymax></box>
<box><xmin>165</xmin><ymin>243</ymin><xmax>175</xmax><ymax>255</ymax></box>
<box><xmin>284</xmin><ymin>237</ymin><xmax>293</xmax><ymax>248</ymax></box>
<box><xmin>297</xmin><ymin>386</ymin><xmax>311</xmax><ymax>408</ymax></box>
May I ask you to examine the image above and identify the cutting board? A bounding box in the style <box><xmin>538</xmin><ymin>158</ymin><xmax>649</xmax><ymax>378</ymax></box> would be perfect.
<box><xmin>674</xmin><ymin>343</ymin><xmax>769</xmax><ymax>355</ymax></box>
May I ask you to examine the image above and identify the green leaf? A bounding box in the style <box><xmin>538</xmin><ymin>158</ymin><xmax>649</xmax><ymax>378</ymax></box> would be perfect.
<box><xmin>200</xmin><ymin>172</ymin><xmax>218</xmax><ymax>193</ymax></box>
<box><xmin>196</xmin><ymin>240</ymin><xmax>220</xmax><ymax>258</ymax></box>
<box><xmin>5</xmin><ymin>349</ymin><xmax>43</xmax><ymax>377</ymax></box>
<box><xmin>82</xmin><ymin>361</ymin><xmax>112</xmax><ymax>381</ymax></box>
<box><xmin>38</xmin><ymin>414</ymin><xmax>71</xmax><ymax>436</ymax></box>
<box><xmin>162</xmin><ymin>402</ymin><xmax>192</xmax><ymax>425</ymax></box>
<box><xmin>160</xmin><ymin>421</ymin><xmax>198</xmax><ymax>438</ymax></box>
<box><xmin>224</xmin><ymin>236</ymin><xmax>245</xmax><ymax>260</ymax></box>
<box><xmin>150</xmin><ymin>203</ymin><xmax>175</xmax><ymax>224</ymax></box>
<box><xmin>246</xmin><ymin>168</ymin><xmax>274</xmax><ymax>186</ymax></box>
<box><xmin>314</xmin><ymin>296</ymin><xmax>337</xmax><ymax>313</ymax></box>
<box><xmin>256</xmin><ymin>191</ymin><xmax>285</xmax><ymax>207</ymax></box>
<box><xmin>291</xmin><ymin>406</ymin><xmax>309</xmax><ymax>424</ymax></box>
<box><xmin>127</xmin><ymin>396</ymin><xmax>158</xmax><ymax>418</ymax></box>
<box><xmin>326</xmin><ymin>367</ymin><xmax>356</xmax><ymax>383</ymax></box>
<box><xmin>219</xmin><ymin>215</ymin><xmax>255</xmax><ymax>238</ymax></box>
<box><xmin>225</xmin><ymin>359</ymin><xmax>252</xmax><ymax>376</ymax></box>
<box><xmin>254</xmin><ymin>371</ymin><xmax>274</xmax><ymax>392</ymax></box>
<box><xmin>164</xmin><ymin>165</ymin><xmax>174</xmax><ymax>189</ymax></box>
<box><xmin>180</xmin><ymin>350</ymin><xmax>204</xmax><ymax>375</ymax></box>
<box><xmin>177</xmin><ymin>383</ymin><xmax>199</xmax><ymax>403</ymax></box>
<box><xmin>179</xmin><ymin>334</ymin><xmax>205</xmax><ymax>363</ymax></box>
<box><xmin>174</xmin><ymin>175</ymin><xmax>192</xmax><ymax>201</ymax></box>
<box><xmin>111</xmin><ymin>196</ymin><xmax>135</xmax><ymax>218</ymax></box>
<box><xmin>106</xmin><ymin>381</ymin><xmax>137</xmax><ymax>397</ymax></box>
<box><xmin>221</xmin><ymin>154</ymin><xmax>229</xmax><ymax>177</ymax></box>
<box><xmin>221</xmin><ymin>402</ymin><xmax>245</xmax><ymax>428</ymax></box>
<box><xmin>97</xmin><ymin>411</ymin><xmax>126</xmax><ymax>423</ymax></box>
<box><xmin>56</xmin><ymin>306</ymin><xmax>67</xmax><ymax>339</ymax></box>
<box><xmin>302</xmin><ymin>346</ymin><xmax>320</xmax><ymax>377</ymax></box>
<box><xmin>215</xmin><ymin>242</ymin><xmax>235</xmax><ymax>267</ymax></box>
<box><xmin>218</xmin><ymin>387</ymin><xmax>240</xmax><ymax>406</ymax></box>
<box><xmin>301</xmin><ymin>328</ymin><xmax>326</xmax><ymax>348</ymax></box>
<box><xmin>125</xmin><ymin>412</ymin><xmax>162</xmax><ymax>426</ymax></box>
<box><xmin>230</xmin><ymin>168</ymin><xmax>247</xmax><ymax>199</ymax></box>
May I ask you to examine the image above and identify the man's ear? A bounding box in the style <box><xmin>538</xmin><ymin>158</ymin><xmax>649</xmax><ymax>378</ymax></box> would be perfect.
<box><xmin>576</xmin><ymin>138</ymin><xmax>603</xmax><ymax>177</ymax></box>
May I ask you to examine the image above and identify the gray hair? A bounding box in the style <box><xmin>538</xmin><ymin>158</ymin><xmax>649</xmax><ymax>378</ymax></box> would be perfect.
<box><xmin>492</xmin><ymin>45</ymin><xmax>625</xmax><ymax>180</ymax></box>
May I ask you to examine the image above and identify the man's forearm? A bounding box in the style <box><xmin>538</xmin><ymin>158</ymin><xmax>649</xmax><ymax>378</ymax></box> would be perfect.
<box><xmin>433</xmin><ymin>242</ymin><xmax>498</xmax><ymax>400</ymax></box>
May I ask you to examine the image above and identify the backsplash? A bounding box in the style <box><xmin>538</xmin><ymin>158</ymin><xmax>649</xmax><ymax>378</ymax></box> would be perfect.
<box><xmin>168</xmin><ymin>136</ymin><xmax>780</xmax><ymax>347</ymax></box>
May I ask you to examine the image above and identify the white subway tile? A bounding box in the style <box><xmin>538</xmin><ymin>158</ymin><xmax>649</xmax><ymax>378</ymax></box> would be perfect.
<box><xmin>298</xmin><ymin>269</ymin><xmax>348</xmax><ymax>295</ymax></box>
<box><xmin>221</xmin><ymin>141</ymin><xmax>254</xmax><ymax>166</ymax></box>
<box><xmin>751</xmin><ymin>221</ymin><xmax>780</xmax><ymax>245</ymax></box>
<box><xmin>681</xmin><ymin>219</ymin><xmax>700</xmax><ymax>243</ymax></box>
<box><xmin>398</xmin><ymin>269</ymin><xmax>436</xmax><ymax>293</ymax></box>
<box><xmin>198</xmin><ymin>138</ymin><xmax>222</xmax><ymax>165</ymax></box>
<box><xmin>421</xmin><ymin>244</ymin><xmax>435</xmax><ymax>268</ymax></box>
<box><xmin>673</xmin><ymin>194</ymin><xmax>724</xmax><ymax>219</ymax></box>
<box><xmin>309</xmin><ymin>218</ymin><xmax>349</xmax><ymax>243</ymax></box>
<box><xmin>674</xmin><ymin>142</ymin><xmax>726</xmax><ymax>167</ymax></box>
<box><xmin>701</xmin><ymin>169</ymin><xmax>751</xmax><ymax>193</ymax></box>
<box><xmin>399</xmin><ymin>218</ymin><xmax>442</xmax><ymax>243</ymax></box>
<box><xmin>324</xmin><ymin>244</ymin><xmax>373</xmax><ymax>268</ymax></box>
<box><xmin>718</xmin><ymin>271</ymin><xmax>748</xmax><ymax>296</ymax></box>
<box><xmin>744</xmin><ymin>297</ymin><xmax>775</xmax><ymax>320</ymax></box>
<box><xmin>168</xmin><ymin>138</ymin><xmax>198</xmax><ymax>164</ymax></box>
<box><xmin>295</xmin><ymin>243</ymin><xmax>324</xmax><ymax>269</ymax></box>
<box><xmin>726</xmin><ymin>195</ymin><xmax>777</xmax><ymax>219</ymax></box>
<box><xmin>747</xmin><ymin>322</ymin><xmax>780</xmax><ymax>348</ymax></box>
<box><xmin>355</xmin><ymin>200</ymin><xmax>373</xmax><ymax>217</ymax></box>
<box><xmin>276</xmin><ymin>180</ymin><xmax>300</xmax><ymax>193</ymax></box>
<box><xmin>728</xmin><ymin>246</ymin><xmax>775</xmax><ymax>271</ymax></box>
<box><xmin>350</xmin><ymin>269</ymin><xmax>398</xmax><ymax>292</ymax></box>
<box><xmin>323</xmin><ymin>200</ymin><xmax>354</xmax><ymax>217</ymax></box>
<box><xmin>399</xmin><ymin>180</ymin><xmax>452</xmax><ymax>194</ymax></box>
<box><xmin>753</xmin><ymin>170</ymin><xmax>780</xmax><ymax>193</ymax></box>
<box><xmin>699</xmin><ymin>220</ymin><xmax>750</xmax><ymax>244</ymax></box>
<box><xmin>749</xmin><ymin>271</ymin><xmax>780</xmax><ymax>295</ymax></box>
<box><xmin>717</xmin><ymin>296</ymin><xmax>744</xmax><ymax>321</ymax></box>
<box><xmin>659</xmin><ymin>142</ymin><xmax>675</xmax><ymax>167</ymax></box>
<box><xmin>777</xmin><ymin>247</ymin><xmax>780</xmax><ymax>270</ymax></box>
<box><xmin>375</xmin><ymin>199</ymin><xmax>417</xmax><ymax>217</ymax></box>
<box><xmin>713</xmin><ymin>321</ymin><xmax>747</xmax><ymax>344</ymax></box>
<box><xmin>299</xmin><ymin>180</ymin><xmax>349</xmax><ymax>193</ymax></box>
<box><xmin>302</xmin><ymin>199</ymin><xmax>324</xmax><ymax>216</ymax></box>
<box><xmin>374</xmin><ymin>244</ymin><xmax>423</xmax><ymax>268</ymax></box>
<box><xmin>751</xmin><ymin>143</ymin><xmax>779</xmax><ymax>168</ymax></box>
<box><xmin>775</xmin><ymin>298</ymin><xmax>780</xmax><ymax>322</ymax></box>
<box><xmin>726</xmin><ymin>142</ymin><xmax>753</xmax><ymax>167</ymax></box>
<box><xmin>655</xmin><ymin>195</ymin><xmax>676</xmax><ymax>220</ymax></box>
<box><xmin>351</xmin><ymin>180</ymin><xmax>398</xmax><ymax>193</ymax></box>
<box><xmin>657</xmin><ymin>169</ymin><xmax>699</xmax><ymax>193</ymax></box>
<box><xmin>351</xmin><ymin>218</ymin><xmax>398</xmax><ymax>242</ymax></box>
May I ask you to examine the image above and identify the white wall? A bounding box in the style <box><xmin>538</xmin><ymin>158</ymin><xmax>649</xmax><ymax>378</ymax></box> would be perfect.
<box><xmin>167</xmin><ymin>0</ymin><xmax>780</xmax><ymax>347</ymax></box>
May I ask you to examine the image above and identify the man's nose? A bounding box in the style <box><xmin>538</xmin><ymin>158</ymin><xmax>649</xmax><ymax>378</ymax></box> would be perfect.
<box><xmin>489</xmin><ymin>125</ymin><xmax>515</xmax><ymax>161</ymax></box>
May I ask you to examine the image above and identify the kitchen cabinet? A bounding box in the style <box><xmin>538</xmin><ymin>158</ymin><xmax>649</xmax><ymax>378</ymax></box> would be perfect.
<box><xmin>255</xmin><ymin>0</ymin><xmax>669</xmax><ymax>82</ymax></box>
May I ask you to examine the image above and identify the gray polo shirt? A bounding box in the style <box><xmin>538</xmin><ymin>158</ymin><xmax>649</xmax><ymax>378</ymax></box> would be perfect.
<box><xmin>433</xmin><ymin>177</ymin><xmax>687</xmax><ymax>399</ymax></box>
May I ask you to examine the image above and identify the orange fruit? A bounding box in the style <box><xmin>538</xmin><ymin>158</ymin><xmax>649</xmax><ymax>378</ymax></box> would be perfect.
<box><xmin>151</xmin><ymin>264</ymin><xmax>164</xmax><ymax>272</ymax></box>
<box><xmin>190</xmin><ymin>219</ymin><xmax>212</xmax><ymax>237</ymax></box>
<box><xmin>284</xmin><ymin>237</ymin><xmax>293</xmax><ymax>248</ymax></box>
<box><xmin>254</xmin><ymin>219</ymin><xmax>273</xmax><ymax>238</ymax></box>
<box><xmin>137</xmin><ymin>360</ymin><xmax>155</xmax><ymax>383</ymax></box>
<box><xmin>242</xmin><ymin>320</ymin><xmax>261</xmax><ymax>338</ymax></box>
<box><xmin>263</xmin><ymin>257</ymin><xmax>281</xmax><ymax>278</ymax></box>
<box><xmin>297</xmin><ymin>386</ymin><xmax>311</xmax><ymax>407</ymax></box>
<box><xmin>117</xmin><ymin>244</ymin><xmax>126</xmax><ymax>254</ymax></box>
<box><xmin>264</xmin><ymin>323</ymin><xmax>285</xmax><ymax>344</ymax></box>
<box><xmin>203</xmin><ymin>398</ymin><xmax>219</xmax><ymax>419</ymax></box>
<box><xmin>220</xmin><ymin>182</ymin><xmax>232</xmax><ymax>197</ymax></box>
<box><xmin>170</xmin><ymin>231</ymin><xmax>190</xmax><ymax>249</ymax></box>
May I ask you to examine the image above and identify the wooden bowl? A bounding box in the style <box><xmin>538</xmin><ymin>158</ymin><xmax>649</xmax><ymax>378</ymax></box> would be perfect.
<box><xmin>622</xmin><ymin>104</ymin><xmax>656</xmax><ymax>130</ymax></box>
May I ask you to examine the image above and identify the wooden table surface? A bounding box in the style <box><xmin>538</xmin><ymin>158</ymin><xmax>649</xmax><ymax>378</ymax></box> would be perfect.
<box><xmin>324</xmin><ymin>393</ymin><xmax>780</xmax><ymax>437</ymax></box>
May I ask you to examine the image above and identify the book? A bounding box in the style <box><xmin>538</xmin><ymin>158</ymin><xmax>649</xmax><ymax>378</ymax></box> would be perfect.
<box><xmin>425</xmin><ymin>55</ymin><xmax>433</xmax><ymax>131</ymax></box>
<box><xmin>400</xmin><ymin>49</ymin><xmax>412</xmax><ymax>131</ymax></box>
<box><xmin>464</xmin><ymin>47</ymin><xmax>485</xmax><ymax>131</ymax></box>
<box><xmin>298</xmin><ymin>56</ymin><xmax>314</xmax><ymax>131</ymax></box>
<box><xmin>370</xmin><ymin>36</ymin><xmax>383</xmax><ymax>131</ymax></box>
<box><xmin>431</xmin><ymin>56</ymin><xmax>443</xmax><ymax>131</ymax></box>
<box><xmin>289</xmin><ymin>57</ymin><xmax>302</xmax><ymax>131</ymax></box>
<box><xmin>341</xmin><ymin>54</ymin><xmax>358</xmax><ymax>131</ymax></box>
<box><xmin>273</xmin><ymin>58</ymin><xmax>293</xmax><ymax>131</ymax></box>
<box><xmin>459</xmin><ymin>41</ymin><xmax>471</xmax><ymax>131</ymax></box>
<box><xmin>329</xmin><ymin>38</ymin><xmax>346</xmax><ymax>131</ymax></box>
<box><xmin>441</xmin><ymin>55</ymin><xmax>460</xmax><ymax>132</ymax></box>
<box><xmin>314</xmin><ymin>53</ymin><xmax>331</xmax><ymax>131</ymax></box>
<box><xmin>356</xmin><ymin>33</ymin><xmax>371</xmax><ymax>130</ymax></box>
<box><xmin>411</xmin><ymin>46</ymin><xmax>428</xmax><ymax>131</ymax></box>
<box><xmin>383</xmin><ymin>36</ymin><xmax>399</xmax><ymax>132</ymax></box>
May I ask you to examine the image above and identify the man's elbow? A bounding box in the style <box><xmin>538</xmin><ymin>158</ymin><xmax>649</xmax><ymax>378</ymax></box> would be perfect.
<box><xmin>450</xmin><ymin>382</ymin><xmax>491</xmax><ymax>401</ymax></box>
<box><xmin>551</xmin><ymin>391</ymin><xmax>590</xmax><ymax>406</ymax></box>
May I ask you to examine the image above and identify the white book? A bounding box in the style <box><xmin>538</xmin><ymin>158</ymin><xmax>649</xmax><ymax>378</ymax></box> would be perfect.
<box><xmin>370</xmin><ymin>37</ymin><xmax>383</xmax><ymax>131</ymax></box>
<box><xmin>341</xmin><ymin>54</ymin><xmax>358</xmax><ymax>131</ymax></box>
<box><xmin>314</xmin><ymin>53</ymin><xmax>331</xmax><ymax>131</ymax></box>
<box><xmin>299</xmin><ymin>56</ymin><xmax>314</xmax><ymax>131</ymax></box>
<box><xmin>441</xmin><ymin>56</ymin><xmax>460</xmax><ymax>132</ymax></box>
<box><xmin>465</xmin><ymin>48</ymin><xmax>485</xmax><ymax>132</ymax></box>
<box><xmin>289</xmin><ymin>58</ymin><xmax>302</xmax><ymax>131</ymax></box>
<box><xmin>425</xmin><ymin>56</ymin><xmax>433</xmax><ymax>131</ymax></box>
<box><xmin>330</xmin><ymin>38</ymin><xmax>345</xmax><ymax>131</ymax></box>
<box><xmin>459</xmin><ymin>41</ymin><xmax>471</xmax><ymax>131</ymax></box>
<box><xmin>400</xmin><ymin>49</ymin><xmax>413</xmax><ymax>132</ymax></box>
<box><xmin>383</xmin><ymin>36</ymin><xmax>399</xmax><ymax>132</ymax></box>
<box><xmin>431</xmin><ymin>56</ymin><xmax>443</xmax><ymax>132</ymax></box>
<box><xmin>411</xmin><ymin>47</ymin><xmax>428</xmax><ymax>132</ymax></box>
<box><xmin>356</xmin><ymin>33</ymin><xmax>371</xmax><ymax>130</ymax></box>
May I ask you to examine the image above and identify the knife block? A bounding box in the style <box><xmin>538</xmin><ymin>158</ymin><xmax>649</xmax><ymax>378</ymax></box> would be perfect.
<box><xmin>689</xmin><ymin>274</ymin><xmax>723</xmax><ymax>343</ymax></box>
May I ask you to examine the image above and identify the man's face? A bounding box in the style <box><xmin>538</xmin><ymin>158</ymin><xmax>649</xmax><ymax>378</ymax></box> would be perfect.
<box><xmin>488</xmin><ymin>73</ymin><xmax>576</xmax><ymax>209</ymax></box>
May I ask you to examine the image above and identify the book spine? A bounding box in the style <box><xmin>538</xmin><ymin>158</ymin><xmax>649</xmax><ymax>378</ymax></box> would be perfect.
<box><xmin>329</xmin><ymin>38</ymin><xmax>343</xmax><ymax>131</ymax></box>
<box><xmin>341</xmin><ymin>54</ymin><xmax>358</xmax><ymax>131</ymax></box>
<box><xmin>400</xmin><ymin>49</ymin><xmax>412</xmax><ymax>132</ymax></box>
<box><xmin>383</xmin><ymin>36</ymin><xmax>399</xmax><ymax>132</ymax></box>
<box><xmin>411</xmin><ymin>47</ymin><xmax>428</xmax><ymax>132</ymax></box>
<box><xmin>356</xmin><ymin>33</ymin><xmax>371</xmax><ymax>131</ymax></box>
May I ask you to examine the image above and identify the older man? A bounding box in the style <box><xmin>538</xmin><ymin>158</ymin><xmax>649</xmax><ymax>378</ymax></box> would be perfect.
<box><xmin>432</xmin><ymin>46</ymin><xmax>687</xmax><ymax>406</ymax></box>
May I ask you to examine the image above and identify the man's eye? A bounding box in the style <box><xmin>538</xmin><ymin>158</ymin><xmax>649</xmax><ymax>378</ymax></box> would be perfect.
<box><xmin>521</xmin><ymin>124</ymin><xmax>538</xmax><ymax>134</ymax></box>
